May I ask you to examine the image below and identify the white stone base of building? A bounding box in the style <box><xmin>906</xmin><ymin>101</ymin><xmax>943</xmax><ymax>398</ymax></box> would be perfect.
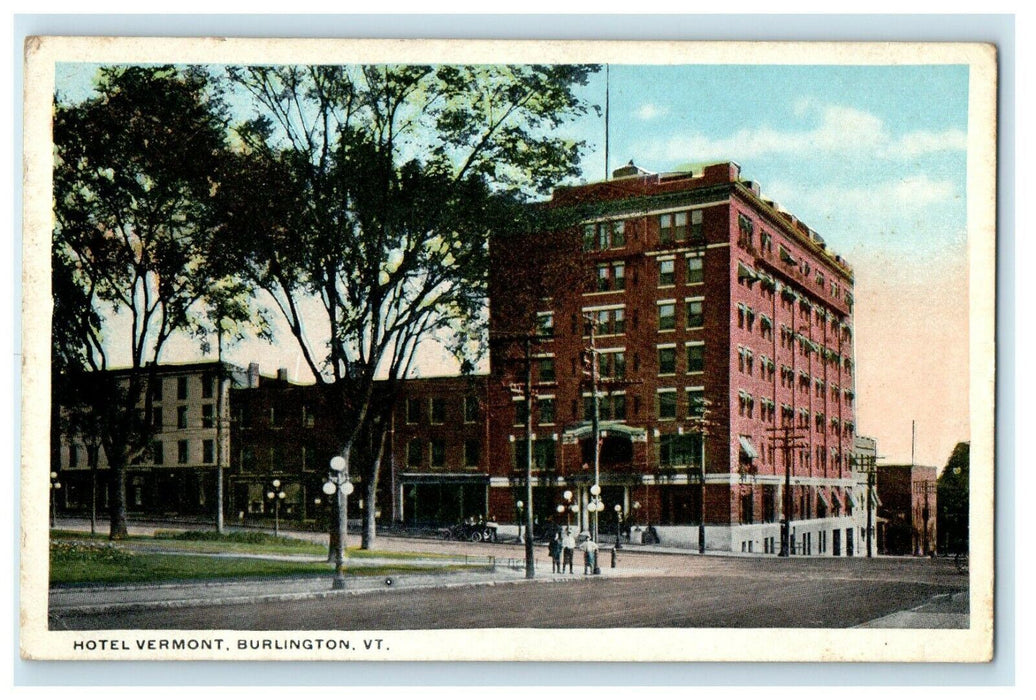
<box><xmin>645</xmin><ymin>516</ymin><xmax>868</xmax><ymax>556</ymax></box>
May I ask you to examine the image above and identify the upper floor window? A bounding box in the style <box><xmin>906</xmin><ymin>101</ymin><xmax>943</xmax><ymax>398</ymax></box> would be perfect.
<box><xmin>202</xmin><ymin>404</ymin><xmax>214</xmax><ymax>428</ymax></box>
<box><xmin>599</xmin><ymin>350</ymin><xmax>626</xmax><ymax>380</ymax></box>
<box><xmin>595</xmin><ymin>262</ymin><xmax>625</xmax><ymax>292</ymax></box>
<box><xmin>536</xmin><ymin>311</ymin><xmax>554</xmax><ymax>338</ymax></box>
<box><xmin>686</xmin><ymin>255</ymin><xmax>704</xmax><ymax>284</ymax></box>
<box><xmin>584</xmin><ymin>220</ymin><xmax>626</xmax><ymax>251</ymax></box>
<box><xmin>588</xmin><ymin>307</ymin><xmax>625</xmax><ymax>336</ymax></box>
<box><xmin>406</xmin><ymin>398</ymin><xmax>421</xmax><ymax>424</ymax></box>
<box><xmin>177</xmin><ymin>376</ymin><xmax>188</xmax><ymax>400</ymax></box>
<box><xmin>464</xmin><ymin>396</ymin><xmax>480</xmax><ymax>423</ymax></box>
<box><xmin>737</xmin><ymin>214</ymin><xmax>754</xmax><ymax>247</ymax></box>
<box><xmin>539</xmin><ymin>397</ymin><xmax>556</xmax><ymax>425</ymax></box>
<box><xmin>659</xmin><ymin>258</ymin><xmax>675</xmax><ymax>287</ymax></box>
<box><xmin>430</xmin><ymin>439</ymin><xmax>446</xmax><ymax>468</ymax></box>
<box><xmin>202</xmin><ymin>374</ymin><xmax>214</xmax><ymax>399</ymax></box>
<box><xmin>464</xmin><ymin>439</ymin><xmax>480</xmax><ymax>468</ymax></box>
<box><xmin>658</xmin><ymin>346</ymin><xmax>677</xmax><ymax>375</ymax></box>
<box><xmin>658</xmin><ymin>302</ymin><xmax>676</xmax><ymax>331</ymax></box>
<box><xmin>430</xmin><ymin>397</ymin><xmax>446</xmax><ymax>424</ymax></box>
<box><xmin>407</xmin><ymin>439</ymin><xmax>423</xmax><ymax>467</ymax></box>
<box><xmin>657</xmin><ymin>390</ymin><xmax>678</xmax><ymax>420</ymax></box>
<box><xmin>686</xmin><ymin>298</ymin><xmax>704</xmax><ymax>328</ymax></box>
<box><xmin>686</xmin><ymin>342</ymin><xmax>705</xmax><ymax>373</ymax></box>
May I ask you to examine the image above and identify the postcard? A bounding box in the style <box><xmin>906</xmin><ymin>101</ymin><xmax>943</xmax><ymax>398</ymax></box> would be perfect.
<box><xmin>21</xmin><ymin>37</ymin><xmax>996</xmax><ymax>662</ymax></box>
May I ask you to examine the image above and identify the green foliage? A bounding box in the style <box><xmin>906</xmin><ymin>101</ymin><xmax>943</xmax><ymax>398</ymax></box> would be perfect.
<box><xmin>50</xmin><ymin>539</ymin><xmax>134</xmax><ymax>565</ymax></box>
<box><xmin>162</xmin><ymin>530</ymin><xmax>312</xmax><ymax>548</ymax></box>
<box><xmin>937</xmin><ymin>441</ymin><xmax>970</xmax><ymax>553</ymax></box>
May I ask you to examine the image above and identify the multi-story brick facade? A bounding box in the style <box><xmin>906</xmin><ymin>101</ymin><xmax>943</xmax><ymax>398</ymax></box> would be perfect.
<box><xmin>487</xmin><ymin>161</ymin><xmax>860</xmax><ymax>553</ymax></box>
<box><xmin>56</xmin><ymin>361</ymin><xmax>242</xmax><ymax>518</ymax></box>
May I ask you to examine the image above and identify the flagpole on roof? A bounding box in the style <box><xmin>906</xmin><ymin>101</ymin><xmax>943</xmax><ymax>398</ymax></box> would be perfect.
<box><xmin>604</xmin><ymin>63</ymin><xmax>610</xmax><ymax>180</ymax></box>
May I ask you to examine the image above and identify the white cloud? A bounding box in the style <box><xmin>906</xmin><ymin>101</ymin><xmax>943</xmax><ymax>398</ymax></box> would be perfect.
<box><xmin>636</xmin><ymin>101</ymin><xmax>966</xmax><ymax>163</ymax></box>
<box><xmin>635</xmin><ymin>103</ymin><xmax>668</xmax><ymax>120</ymax></box>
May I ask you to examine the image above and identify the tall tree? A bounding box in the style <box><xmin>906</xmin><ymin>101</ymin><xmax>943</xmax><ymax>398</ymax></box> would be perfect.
<box><xmin>937</xmin><ymin>441</ymin><xmax>970</xmax><ymax>555</ymax></box>
<box><xmin>53</xmin><ymin>66</ymin><xmax>234</xmax><ymax>538</ymax></box>
<box><xmin>215</xmin><ymin>64</ymin><xmax>599</xmax><ymax>548</ymax></box>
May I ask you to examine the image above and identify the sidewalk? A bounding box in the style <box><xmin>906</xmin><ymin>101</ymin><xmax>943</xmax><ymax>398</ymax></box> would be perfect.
<box><xmin>854</xmin><ymin>590</ymin><xmax>970</xmax><ymax>629</ymax></box>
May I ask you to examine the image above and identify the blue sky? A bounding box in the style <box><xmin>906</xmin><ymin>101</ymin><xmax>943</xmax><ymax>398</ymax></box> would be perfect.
<box><xmin>54</xmin><ymin>61</ymin><xmax>973</xmax><ymax>467</ymax></box>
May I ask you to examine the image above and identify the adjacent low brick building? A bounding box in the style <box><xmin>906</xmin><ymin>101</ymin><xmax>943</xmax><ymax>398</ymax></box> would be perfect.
<box><xmin>876</xmin><ymin>464</ymin><xmax>938</xmax><ymax>556</ymax></box>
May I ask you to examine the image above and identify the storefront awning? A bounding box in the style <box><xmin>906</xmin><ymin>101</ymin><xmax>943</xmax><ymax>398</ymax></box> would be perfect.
<box><xmin>738</xmin><ymin>436</ymin><xmax>758</xmax><ymax>460</ymax></box>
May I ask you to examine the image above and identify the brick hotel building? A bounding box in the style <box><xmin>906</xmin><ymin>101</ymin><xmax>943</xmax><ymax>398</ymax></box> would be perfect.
<box><xmin>484</xmin><ymin>161</ymin><xmax>862</xmax><ymax>554</ymax></box>
<box><xmin>55</xmin><ymin>161</ymin><xmax>865</xmax><ymax>555</ymax></box>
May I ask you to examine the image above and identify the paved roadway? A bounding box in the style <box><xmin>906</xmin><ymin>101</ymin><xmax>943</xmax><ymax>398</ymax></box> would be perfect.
<box><xmin>49</xmin><ymin>531</ymin><xmax>969</xmax><ymax>630</ymax></box>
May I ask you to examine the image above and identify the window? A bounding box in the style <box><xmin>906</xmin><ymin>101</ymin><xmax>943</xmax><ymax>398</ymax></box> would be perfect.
<box><xmin>152</xmin><ymin>408</ymin><xmax>163</xmax><ymax>428</ymax></box>
<box><xmin>659</xmin><ymin>212</ymin><xmax>689</xmax><ymax>243</ymax></box>
<box><xmin>687</xmin><ymin>388</ymin><xmax>705</xmax><ymax>418</ymax></box>
<box><xmin>686</xmin><ymin>298</ymin><xmax>704</xmax><ymax>328</ymax></box>
<box><xmin>430</xmin><ymin>397</ymin><xmax>446</xmax><ymax>424</ymax></box>
<box><xmin>302</xmin><ymin>404</ymin><xmax>315</xmax><ymax>428</ymax></box>
<box><xmin>177</xmin><ymin>405</ymin><xmax>188</xmax><ymax>429</ymax></box>
<box><xmin>464</xmin><ymin>439</ymin><xmax>480</xmax><ymax>468</ymax></box>
<box><xmin>587</xmin><ymin>307</ymin><xmax>625</xmax><ymax>335</ymax></box>
<box><xmin>658</xmin><ymin>346</ymin><xmax>677</xmax><ymax>375</ymax></box>
<box><xmin>584</xmin><ymin>220</ymin><xmax>626</xmax><ymax>251</ymax></box>
<box><xmin>595</xmin><ymin>263</ymin><xmax>625</xmax><ymax>292</ymax></box>
<box><xmin>176</xmin><ymin>376</ymin><xmax>188</xmax><ymax>400</ymax></box>
<box><xmin>686</xmin><ymin>343</ymin><xmax>704</xmax><ymax>373</ymax></box>
<box><xmin>657</xmin><ymin>390</ymin><xmax>677</xmax><ymax>420</ymax></box>
<box><xmin>690</xmin><ymin>210</ymin><xmax>704</xmax><ymax>241</ymax></box>
<box><xmin>686</xmin><ymin>255</ymin><xmax>704</xmax><ymax>284</ymax></box>
<box><xmin>430</xmin><ymin>440</ymin><xmax>446</xmax><ymax>468</ymax></box>
<box><xmin>202</xmin><ymin>374</ymin><xmax>214</xmax><ymax>399</ymax></box>
<box><xmin>738</xmin><ymin>213</ymin><xmax>754</xmax><ymax>246</ymax></box>
<box><xmin>203</xmin><ymin>440</ymin><xmax>214</xmax><ymax>464</ymax></box>
<box><xmin>600</xmin><ymin>350</ymin><xmax>625</xmax><ymax>379</ymax></box>
<box><xmin>177</xmin><ymin>440</ymin><xmax>189</xmax><ymax>464</ymax></box>
<box><xmin>150</xmin><ymin>379</ymin><xmax>163</xmax><ymax>402</ymax></box>
<box><xmin>760</xmin><ymin>232</ymin><xmax>773</xmax><ymax>254</ymax></box>
<box><xmin>539</xmin><ymin>357</ymin><xmax>555</xmax><ymax>383</ymax></box>
<box><xmin>202</xmin><ymin>404</ymin><xmax>214</xmax><ymax>428</ymax></box>
<box><xmin>406</xmin><ymin>398</ymin><xmax>421</xmax><ymax>423</ymax></box>
<box><xmin>407</xmin><ymin>439</ymin><xmax>423</xmax><ymax>467</ymax></box>
<box><xmin>659</xmin><ymin>433</ymin><xmax>703</xmax><ymax>468</ymax></box>
<box><xmin>536</xmin><ymin>312</ymin><xmax>554</xmax><ymax>338</ymax></box>
<box><xmin>152</xmin><ymin>441</ymin><xmax>164</xmax><ymax>465</ymax></box>
<box><xmin>539</xmin><ymin>397</ymin><xmax>556</xmax><ymax>424</ymax></box>
<box><xmin>816</xmin><ymin>272</ymin><xmax>825</xmax><ymax>288</ymax></box>
<box><xmin>659</xmin><ymin>258</ymin><xmax>675</xmax><ymax>286</ymax></box>
<box><xmin>658</xmin><ymin>302</ymin><xmax>676</xmax><ymax>331</ymax></box>
<box><xmin>464</xmin><ymin>396</ymin><xmax>479</xmax><ymax>423</ymax></box>
<box><xmin>514</xmin><ymin>400</ymin><xmax>529</xmax><ymax>426</ymax></box>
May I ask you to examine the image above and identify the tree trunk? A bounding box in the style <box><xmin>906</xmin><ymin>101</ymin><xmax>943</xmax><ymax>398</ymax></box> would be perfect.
<box><xmin>361</xmin><ymin>469</ymin><xmax>378</xmax><ymax>550</ymax></box>
<box><xmin>107</xmin><ymin>454</ymin><xmax>128</xmax><ymax>539</ymax></box>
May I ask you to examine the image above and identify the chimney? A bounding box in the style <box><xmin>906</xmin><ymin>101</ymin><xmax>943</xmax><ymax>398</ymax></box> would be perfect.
<box><xmin>277</xmin><ymin>368</ymin><xmax>288</xmax><ymax>382</ymax></box>
<box><xmin>248</xmin><ymin>363</ymin><xmax>260</xmax><ymax>389</ymax></box>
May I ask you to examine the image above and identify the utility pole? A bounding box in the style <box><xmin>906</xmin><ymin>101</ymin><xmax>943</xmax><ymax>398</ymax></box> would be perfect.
<box><xmin>589</xmin><ymin>319</ymin><xmax>601</xmax><ymax>544</ymax></box>
<box><xmin>688</xmin><ymin>398</ymin><xmax>715</xmax><ymax>555</ymax></box>
<box><xmin>768</xmin><ymin>425</ymin><xmax>806</xmax><ymax>557</ymax></box>
<box><xmin>523</xmin><ymin>336</ymin><xmax>535</xmax><ymax>579</ymax></box>
<box><xmin>215</xmin><ymin>323</ymin><xmax>226</xmax><ymax>534</ymax></box>
<box><xmin>851</xmin><ymin>452</ymin><xmax>879</xmax><ymax>558</ymax></box>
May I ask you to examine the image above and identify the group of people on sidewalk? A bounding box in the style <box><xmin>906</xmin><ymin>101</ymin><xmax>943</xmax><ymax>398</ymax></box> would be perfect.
<box><xmin>548</xmin><ymin>528</ymin><xmax>600</xmax><ymax>575</ymax></box>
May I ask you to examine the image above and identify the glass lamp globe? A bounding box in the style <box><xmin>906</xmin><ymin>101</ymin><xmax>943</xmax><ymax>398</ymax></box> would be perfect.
<box><xmin>330</xmin><ymin>456</ymin><xmax>346</xmax><ymax>472</ymax></box>
<box><xmin>343</xmin><ymin>482</ymin><xmax>355</xmax><ymax>496</ymax></box>
<box><xmin>321</xmin><ymin>481</ymin><xmax>336</xmax><ymax>496</ymax></box>
<box><xmin>590</xmin><ymin>484</ymin><xmax>601</xmax><ymax>496</ymax></box>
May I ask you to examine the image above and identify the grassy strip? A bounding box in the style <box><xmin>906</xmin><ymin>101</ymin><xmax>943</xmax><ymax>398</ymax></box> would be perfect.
<box><xmin>50</xmin><ymin>546</ymin><xmax>486</xmax><ymax>585</ymax></box>
<box><xmin>50</xmin><ymin>530</ymin><xmax>464</xmax><ymax>561</ymax></box>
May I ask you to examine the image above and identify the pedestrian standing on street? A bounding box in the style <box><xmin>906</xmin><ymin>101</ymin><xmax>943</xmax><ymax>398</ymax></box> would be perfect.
<box><xmin>580</xmin><ymin>533</ymin><xmax>600</xmax><ymax>575</ymax></box>
<box><xmin>562</xmin><ymin>528</ymin><xmax>576</xmax><ymax>574</ymax></box>
<box><xmin>549</xmin><ymin>533</ymin><xmax>562</xmax><ymax>573</ymax></box>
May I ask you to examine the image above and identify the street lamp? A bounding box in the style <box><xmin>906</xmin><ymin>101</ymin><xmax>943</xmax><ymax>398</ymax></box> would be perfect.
<box><xmin>613</xmin><ymin>503</ymin><xmax>623</xmax><ymax>550</ymax></box>
<box><xmin>323</xmin><ymin>455</ymin><xmax>355</xmax><ymax>590</ymax></box>
<box><xmin>50</xmin><ymin>471</ymin><xmax>61</xmax><ymax>528</ymax></box>
<box><xmin>266</xmin><ymin>479</ymin><xmax>286</xmax><ymax>537</ymax></box>
<box><xmin>516</xmin><ymin>500</ymin><xmax>525</xmax><ymax>543</ymax></box>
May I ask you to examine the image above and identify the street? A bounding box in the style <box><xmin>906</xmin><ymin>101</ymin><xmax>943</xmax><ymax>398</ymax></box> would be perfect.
<box><xmin>49</xmin><ymin>536</ymin><xmax>969</xmax><ymax>630</ymax></box>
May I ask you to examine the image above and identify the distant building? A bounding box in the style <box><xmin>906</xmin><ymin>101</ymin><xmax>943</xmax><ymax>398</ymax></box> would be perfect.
<box><xmin>56</xmin><ymin>361</ymin><xmax>244</xmax><ymax>519</ymax></box>
<box><xmin>876</xmin><ymin>464</ymin><xmax>938</xmax><ymax>556</ymax></box>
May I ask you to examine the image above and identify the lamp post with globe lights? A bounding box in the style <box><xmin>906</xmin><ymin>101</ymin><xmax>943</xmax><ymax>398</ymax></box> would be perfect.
<box><xmin>266</xmin><ymin>479</ymin><xmax>286</xmax><ymax>536</ymax></box>
<box><xmin>613</xmin><ymin>503</ymin><xmax>623</xmax><ymax>550</ymax></box>
<box><xmin>323</xmin><ymin>455</ymin><xmax>355</xmax><ymax>590</ymax></box>
<box><xmin>556</xmin><ymin>490</ymin><xmax>579</xmax><ymax>534</ymax></box>
<box><xmin>50</xmin><ymin>471</ymin><xmax>62</xmax><ymax>527</ymax></box>
<box><xmin>588</xmin><ymin>483</ymin><xmax>602</xmax><ymax>542</ymax></box>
